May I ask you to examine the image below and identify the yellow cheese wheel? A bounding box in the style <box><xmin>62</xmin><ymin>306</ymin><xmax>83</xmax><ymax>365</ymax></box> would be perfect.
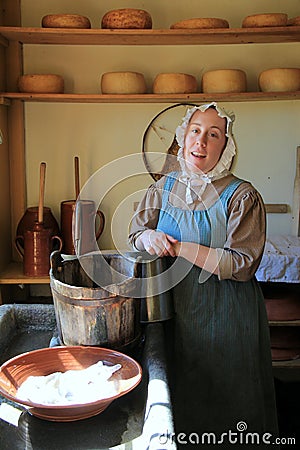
<box><xmin>170</xmin><ymin>18</ymin><xmax>229</xmax><ymax>29</ymax></box>
<box><xmin>101</xmin><ymin>8</ymin><xmax>152</xmax><ymax>29</ymax></box>
<box><xmin>42</xmin><ymin>14</ymin><xmax>91</xmax><ymax>29</ymax></box>
<box><xmin>258</xmin><ymin>68</ymin><xmax>300</xmax><ymax>92</ymax></box>
<box><xmin>153</xmin><ymin>73</ymin><xmax>198</xmax><ymax>94</ymax></box>
<box><xmin>202</xmin><ymin>69</ymin><xmax>247</xmax><ymax>93</ymax></box>
<box><xmin>101</xmin><ymin>72</ymin><xmax>147</xmax><ymax>94</ymax></box>
<box><xmin>18</xmin><ymin>74</ymin><xmax>64</xmax><ymax>93</ymax></box>
<box><xmin>242</xmin><ymin>13</ymin><xmax>288</xmax><ymax>28</ymax></box>
<box><xmin>287</xmin><ymin>16</ymin><xmax>300</xmax><ymax>26</ymax></box>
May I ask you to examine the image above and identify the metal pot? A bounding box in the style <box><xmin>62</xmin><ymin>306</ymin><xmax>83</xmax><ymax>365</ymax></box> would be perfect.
<box><xmin>139</xmin><ymin>254</ymin><xmax>175</xmax><ymax>323</ymax></box>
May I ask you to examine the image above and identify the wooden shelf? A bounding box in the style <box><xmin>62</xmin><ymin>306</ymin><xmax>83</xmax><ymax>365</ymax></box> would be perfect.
<box><xmin>272</xmin><ymin>359</ymin><xmax>300</xmax><ymax>368</ymax></box>
<box><xmin>269</xmin><ymin>320</ymin><xmax>300</xmax><ymax>326</ymax></box>
<box><xmin>0</xmin><ymin>26</ymin><xmax>299</xmax><ymax>46</ymax></box>
<box><xmin>1</xmin><ymin>91</ymin><xmax>300</xmax><ymax>104</ymax></box>
<box><xmin>0</xmin><ymin>262</ymin><xmax>49</xmax><ymax>284</ymax></box>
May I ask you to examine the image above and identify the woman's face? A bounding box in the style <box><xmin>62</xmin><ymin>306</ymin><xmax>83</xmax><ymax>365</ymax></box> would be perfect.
<box><xmin>183</xmin><ymin>108</ymin><xmax>227</xmax><ymax>173</ymax></box>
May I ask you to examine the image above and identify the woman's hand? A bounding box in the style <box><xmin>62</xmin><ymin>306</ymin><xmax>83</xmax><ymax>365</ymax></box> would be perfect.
<box><xmin>136</xmin><ymin>230</ymin><xmax>178</xmax><ymax>257</ymax></box>
<box><xmin>173</xmin><ymin>240</ymin><xmax>219</xmax><ymax>275</ymax></box>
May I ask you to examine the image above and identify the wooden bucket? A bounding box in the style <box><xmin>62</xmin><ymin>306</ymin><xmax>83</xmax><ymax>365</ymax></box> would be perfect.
<box><xmin>49</xmin><ymin>251</ymin><xmax>141</xmax><ymax>350</ymax></box>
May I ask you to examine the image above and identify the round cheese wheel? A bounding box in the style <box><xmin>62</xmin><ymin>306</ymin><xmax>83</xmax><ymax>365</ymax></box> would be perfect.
<box><xmin>258</xmin><ymin>68</ymin><xmax>300</xmax><ymax>92</ymax></box>
<box><xmin>101</xmin><ymin>71</ymin><xmax>147</xmax><ymax>94</ymax></box>
<box><xmin>18</xmin><ymin>74</ymin><xmax>64</xmax><ymax>93</ymax></box>
<box><xmin>153</xmin><ymin>73</ymin><xmax>198</xmax><ymax>94</ymax></box>
<box><xmin>287</xmin><ymin>16</ymin><xmax>300</xmax><ymax>26</ymax></box>
<box><xmin>202</xmin><ymin>69</ymin><xmax>247</xmax><ymax>93</ymax></box>
<box><xmin>101</xmin><ymin>8</ymin><xmax>152</xmax><ymax>29</ymax></box>
<box><xmin>242</xmin><ymin>13</ymin><xmax>288</xmax><ymax>28</ymax></box>
<box><xmin>42</xmin><ymin>14</ymin><xmax>91</xmax><ymax>29</ymax></box>
<box><xmin>170</xmin><ymin>18</ymin><xmax>229</xmax><ymax>29</ymax></box>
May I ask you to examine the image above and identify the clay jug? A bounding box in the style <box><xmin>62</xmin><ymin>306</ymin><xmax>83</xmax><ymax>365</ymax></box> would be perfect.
<box><xmin>60</xmin><ymin>200</ymin><xmax>105</xmax><ymax>255</ymax></box>
<box><xmin>15</xmin><ymin>222</ymin><xmax>62</xmax><ymax>277</ymax></box>
<box><xmin>16</xmin><ymin>206</ymin><xmax>60</xmax><ymax>248</ymax></box>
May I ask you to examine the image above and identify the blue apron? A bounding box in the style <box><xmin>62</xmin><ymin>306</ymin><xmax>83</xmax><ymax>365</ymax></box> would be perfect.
<box><xmin>156</xmin><ymin>173</ymin><xmax>279</xmax><ymax>447</ymax></box>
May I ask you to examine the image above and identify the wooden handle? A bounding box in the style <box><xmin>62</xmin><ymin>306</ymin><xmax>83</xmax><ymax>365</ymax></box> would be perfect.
<box><xmin>74</xmin><ymin>156</ymin><xmax>80</xmax><ymax>199</ymax></box>
<box><xmin>38</xmin><ymin>162</ymin><xmax>46</xmax><ymax>223</ymax></box>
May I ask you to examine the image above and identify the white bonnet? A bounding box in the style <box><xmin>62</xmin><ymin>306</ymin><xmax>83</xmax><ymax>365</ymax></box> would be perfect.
<box><xmin>175</xmin><ymin>102</ymin><xmax>236</xmax><ymax>179</ymax></box>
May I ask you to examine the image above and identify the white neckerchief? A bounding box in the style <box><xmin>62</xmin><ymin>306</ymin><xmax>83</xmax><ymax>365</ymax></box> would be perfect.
<box><xmin>178</xmin><ymin>166</ymin><xmax>231</xmax><ymax>204</ymax></box>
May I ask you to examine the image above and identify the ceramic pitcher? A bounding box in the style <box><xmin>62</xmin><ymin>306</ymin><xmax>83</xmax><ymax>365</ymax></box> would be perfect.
<box><xmin>60</xmin><ymin>199</ymin><xmax>105</xmax><ymax>255</ymax></box>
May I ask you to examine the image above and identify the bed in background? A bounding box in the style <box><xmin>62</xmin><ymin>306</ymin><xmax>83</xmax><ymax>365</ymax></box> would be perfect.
<box><xmin>256</xmin><ymin>146</ymin><xmax>300</xmax><ymax>362</ymax></box>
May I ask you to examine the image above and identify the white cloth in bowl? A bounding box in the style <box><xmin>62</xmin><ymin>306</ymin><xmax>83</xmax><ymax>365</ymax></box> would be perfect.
<box><xmin>17</xmin><ymin>361</ymin><xmax>122</xmax><ymax>405</ymax></box>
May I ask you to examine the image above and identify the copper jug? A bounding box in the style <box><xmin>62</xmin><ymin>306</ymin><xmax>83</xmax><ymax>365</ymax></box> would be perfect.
<box><xmin>15</xmin><ymin>222</ymin><xmax>62</xmax><ymax>277</ymax></box>
<box><xmin>60</xmin><ymin>199</ymin><xmax>105</xmax><ymax>255</ymax></box>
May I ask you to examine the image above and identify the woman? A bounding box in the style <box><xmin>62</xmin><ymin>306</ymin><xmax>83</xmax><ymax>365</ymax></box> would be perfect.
<box><xmin>129</xmin><ymin>103</ymin><xmax>278</xmax><ymax>446</ymax></box>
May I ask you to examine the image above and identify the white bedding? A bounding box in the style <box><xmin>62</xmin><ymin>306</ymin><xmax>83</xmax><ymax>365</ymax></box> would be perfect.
<box><xmin>256</xmin><ymin>235</ymin><xmax>300</xmax><ymax>283</ymax></box>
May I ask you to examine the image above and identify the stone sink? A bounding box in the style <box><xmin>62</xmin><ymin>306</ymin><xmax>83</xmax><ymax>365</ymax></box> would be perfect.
<box><xmin>0</xmin><ymin>304</ymin><xmax>176</xmax><ymax>450</ymax></box>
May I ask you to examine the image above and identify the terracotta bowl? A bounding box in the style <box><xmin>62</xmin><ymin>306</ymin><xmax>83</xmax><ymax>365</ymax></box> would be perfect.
<box><xmin>0</xmin><ymin>346</ymin><xmax>142</xmax><ymax>422</ymax></box>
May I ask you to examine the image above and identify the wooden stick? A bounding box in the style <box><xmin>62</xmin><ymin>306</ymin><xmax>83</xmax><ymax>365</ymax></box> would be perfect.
<box><xmin>38</xmin><ymin>162</ymin><xmax>46</xmax><ymax>223</ymax></box>
<box><xmin>74</xmin><ymin>156</ymin><xmax>80</xmax><ymax>199</ymax></box>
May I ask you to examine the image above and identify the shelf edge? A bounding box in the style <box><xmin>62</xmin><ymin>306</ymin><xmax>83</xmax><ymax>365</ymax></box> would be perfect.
<box><xmin>0</xmin><ymin>262</ymin><xmax>50</xmax><ymax>284</ymax></box>
<box><xmin>1</xmin><ymin>91</ymin><xmax>300</xmax><ymax>104</ymax></box>
<box><xmin>0</xmin><ymin>26</ymin><xmax>299</xmax><ymax>45</ymax></box>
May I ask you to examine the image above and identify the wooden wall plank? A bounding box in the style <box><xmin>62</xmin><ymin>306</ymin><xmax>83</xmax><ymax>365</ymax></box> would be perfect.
<box><xmin>292</xmin><ymin>146</ymin><xmax>300</xmax><ymax>236</ymax></box>
<box><xmin>2</xmin><ymin>0</ymin><xmax>21</xmax><ymax>27</ymax></box>
<box><xmin>0</xmin><ymin>0</ymin><xmax>12</xmax><ymax>272</ymax></box>
<box><xmin>265</xmin><ymin>204</ymin><xmax>289</xmax><ymax>214</ymax></box>
<box><xmin>4</xmin><ymin>3</ymin><xmax>25</xmax><ymax>261</ymax></box>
